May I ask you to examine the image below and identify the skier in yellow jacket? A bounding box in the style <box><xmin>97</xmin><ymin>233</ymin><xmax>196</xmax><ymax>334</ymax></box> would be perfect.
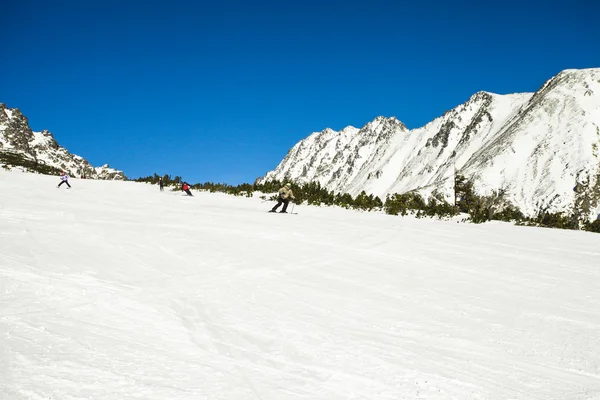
<box><xmin>269</xmin><ymin>183</ymin><xmax>295</xmax><ymax>213</ymax></box>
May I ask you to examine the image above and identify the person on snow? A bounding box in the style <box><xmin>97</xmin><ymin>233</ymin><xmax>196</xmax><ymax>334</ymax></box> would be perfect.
<box><xmin>57</xmin><ymin>172</ymin><xmax>71</xmax><ymax>189</ymax></box>
<box><xmin>159</xmin><ymin>178</ymin><xmax>164</xmax><ymax>191</ymax></box>
<box><xmin>182</xmin><ymin>182</ymin><xmax>193</xmax><ymax>196</ymax></box>
<box><xmin>269</xmin><ymin>182</ymin><xmax>295</xmax><ymax>213</ymax></box>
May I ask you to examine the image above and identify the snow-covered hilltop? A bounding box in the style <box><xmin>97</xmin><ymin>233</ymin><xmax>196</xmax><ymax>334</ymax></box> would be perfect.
<box><xmin>0</xmin><ymin>104</ymin><xmax>126</xmax><ymax>180</ymax></box>
<box><xmin>260</xmin><ymin>68</ymin><xmax>600</xmax><ymax>219</ymax></box>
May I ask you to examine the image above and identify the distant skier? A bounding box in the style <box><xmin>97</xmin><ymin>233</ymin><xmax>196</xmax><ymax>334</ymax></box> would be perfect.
<box><xmin>269</xmin><ymin>183</ymin><xmax>295</xmax><ymax>213</ymax></box>
<box><xmin>57</xmin><ymin>172</ymin><xmax>71</xmax><ymax>189</ymax></box>
<box><xmin>182</xmin><ymin>182</ymin><xmax>193</xmax><ymax>196</ymax></box>
<box><xmin>159</xmin><ymin>178</ymin><xmax>164</xmax><ymax>191</ymax></box>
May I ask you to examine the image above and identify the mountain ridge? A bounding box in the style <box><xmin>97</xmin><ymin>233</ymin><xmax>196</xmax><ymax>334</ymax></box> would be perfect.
<box><xmin>260</xmin><ymin>68</ymin><xmax>600</xmax><ymax>219</ymax></box>
<box><xmin>0</xmin><ymin>103</ymin><xmax>126</xmax><ymax>180</ymax></box>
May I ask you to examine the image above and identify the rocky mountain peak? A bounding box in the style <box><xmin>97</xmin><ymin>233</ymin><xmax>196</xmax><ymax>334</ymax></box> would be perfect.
<box><xmin>366</xmin><ymin>116</ymin><xmax>408</xmax><ymax>134</ymax></box>
<box><xmin>0</xmin><ymin>104</ymin><xmax>127</xmax><ymax>180</ymax></box>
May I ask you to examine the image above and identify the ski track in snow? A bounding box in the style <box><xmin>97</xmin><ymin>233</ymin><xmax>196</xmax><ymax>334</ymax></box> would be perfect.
<box><xmin>1</xmin><ymin>171</ymin><xmax>600</xmax><ymax>400</ymax></box>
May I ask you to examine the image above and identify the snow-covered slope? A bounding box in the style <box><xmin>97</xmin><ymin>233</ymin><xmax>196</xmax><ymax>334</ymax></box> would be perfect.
<box><xmin>0</xmin><ymin>104</ymin><xmax>126</xmax><ymax>180</ymax></box>
<box><xmin>261</xmin><ymin>68</ymin><xmax>600</xmax><ymax>219</ymax></box>
<box><xmin>266</xmin><ymin>119</ymin><xmax>406</xmax><ymax>190</ymax></box>
<box><xmin>1</xmin><ymin>170</ymin><xmax>599</xmax><ymax>400</ymax></box>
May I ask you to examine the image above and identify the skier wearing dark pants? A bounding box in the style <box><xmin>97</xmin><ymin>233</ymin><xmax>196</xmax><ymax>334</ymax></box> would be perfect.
<box><xmin>270</xmin><ymin>183</ymin><xmax>295</xmax><ymax>213</ymax></box>
<box><xmin>159</xmin><ymin>178</ymin><xmax>164</xmax><ymax>191</ymax></box>
<box><xmin>182</xmin><ymin>182</ymin><xmax>193</xmax><ymax>196</ymax></box>
<box><xmin>57</xmin><ymin>172</ymin><xmax>71</xmax><ymax>189</ymax></box>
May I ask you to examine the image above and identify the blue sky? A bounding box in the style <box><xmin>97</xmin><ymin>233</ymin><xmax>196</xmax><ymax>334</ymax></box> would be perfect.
<box><xmin>2</xmin><ymin>0</ymin><xmax>599</xmax><ymax>184</ymax></box>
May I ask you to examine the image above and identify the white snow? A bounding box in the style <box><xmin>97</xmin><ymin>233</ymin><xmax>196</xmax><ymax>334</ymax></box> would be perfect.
<box><xmin>1</xmin><ymin>170</ymin><xmax>600</xmax><ymax>400</ymax></box>
<box><xmin>95</xmin><ymin>164</ymin><xmax>115</xmax><ymax>174</ymax></box>
<box><xmin>30</xmin><ymin>131</ymin><xmax>52</xmax><ymax>147</ymax></box>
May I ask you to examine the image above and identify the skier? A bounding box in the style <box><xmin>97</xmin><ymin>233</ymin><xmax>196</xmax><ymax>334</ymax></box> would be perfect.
<box><xmin>182</xmin><ymin>182</ymin><xmax>193</xmax><ymax>196</ymax></box>
<box><xmin>57</xmin><ymin>172</ymin><xmax>71</xmax><ymax>189</ymax></box>
<box><xmin>269</xmin><ymin>183</ymin><xmax>295</xmax><ymax>213</ymax></box>
<box><xmin>159</xmin><ymin>178</ymin><xmax>164</xmax><ymax>191</ymax></box>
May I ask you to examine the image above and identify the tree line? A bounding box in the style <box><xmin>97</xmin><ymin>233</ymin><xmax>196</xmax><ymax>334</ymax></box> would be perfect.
<box><xmin>134</xmin><ymin>173</ymin><xmax>600</xmax><ymax>233</ymax></box>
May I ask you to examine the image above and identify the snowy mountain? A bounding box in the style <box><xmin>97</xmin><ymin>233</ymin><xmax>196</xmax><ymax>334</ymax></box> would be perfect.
<box><xmin>0</xmin><ymin>103</ymin><xmax>126</xmax><ymax>180</ymax></box>
<box><xmin>261</xmin><ymin>68</ymin><xmax>600</xmax><ymax>219</ymax></box>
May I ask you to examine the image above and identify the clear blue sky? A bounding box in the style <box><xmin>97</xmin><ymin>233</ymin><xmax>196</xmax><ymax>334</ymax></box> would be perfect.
<box><xmin>2</xmin><ymin>0</ymin><xmax>599</xmax><ymax>184</ymax></box>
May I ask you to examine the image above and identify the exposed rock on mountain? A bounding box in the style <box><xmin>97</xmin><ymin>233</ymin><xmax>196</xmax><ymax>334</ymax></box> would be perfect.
<box><xmin>0</xmin><ymin>104</ymin><xmax>126</xmax><ymax>180</ymax></box>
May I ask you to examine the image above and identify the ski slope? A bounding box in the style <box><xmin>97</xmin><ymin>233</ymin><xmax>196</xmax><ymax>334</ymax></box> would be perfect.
<box><xmin>1</xmin><ymin>171</ymin><xmax>600</xmax><ymax>400</ymax></box>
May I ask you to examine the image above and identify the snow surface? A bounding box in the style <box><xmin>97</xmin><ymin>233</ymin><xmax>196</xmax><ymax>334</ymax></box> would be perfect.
<box><xmin>1</xmin><ymin>171</ymin><xmax>600</xmax><ymax>400</ymax></box>
<box><xmin>95</xmin><ymin>164</ymin><xmax>119</xmax><ymax>175</ymax></box>
<box><xmin>30</xmin><ymin>131</ymin><xmax>51</xmax><ymax>148</ymax></box>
